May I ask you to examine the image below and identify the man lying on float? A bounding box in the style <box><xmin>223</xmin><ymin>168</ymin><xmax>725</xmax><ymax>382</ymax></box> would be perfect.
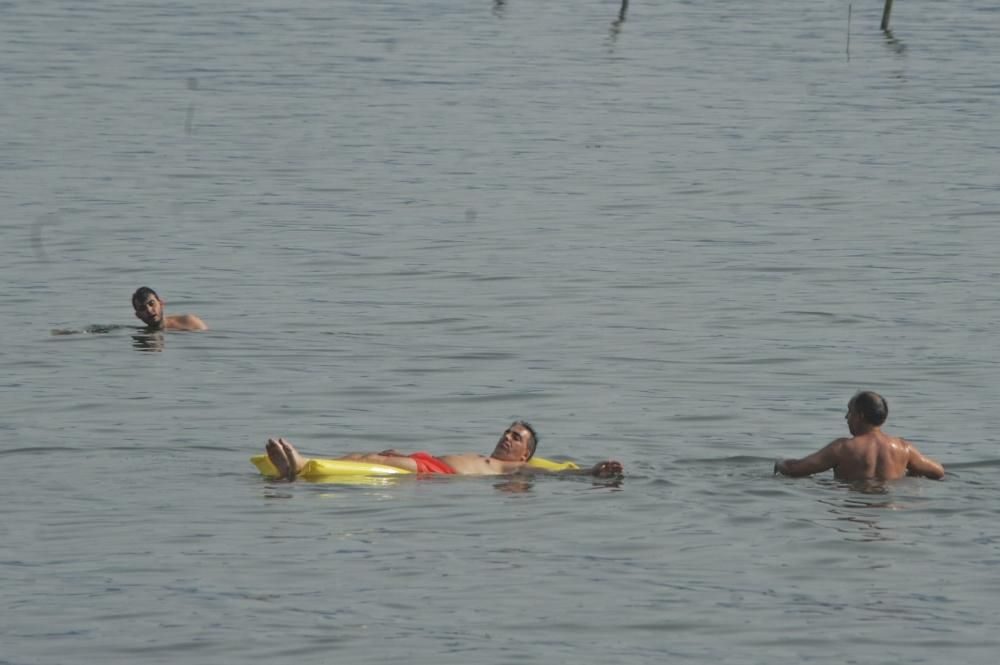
<box><xmin>264</xmin><ymin>421</ymin><xmax>623</xmax><ymax>480</ymax></box>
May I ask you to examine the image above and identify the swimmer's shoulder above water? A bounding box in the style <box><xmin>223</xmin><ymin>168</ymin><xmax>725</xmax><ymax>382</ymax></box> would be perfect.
<box><xmin>132</xmin><ymin>286</ymin><xmax>207</xmax><ymax>331</ymax></box>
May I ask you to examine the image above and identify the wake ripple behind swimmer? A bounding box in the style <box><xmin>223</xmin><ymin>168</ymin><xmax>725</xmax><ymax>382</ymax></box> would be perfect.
<box><xmin>50</xmin><ymin>324</ymin><xmax>129</xmax><ymax>336</ymax></box>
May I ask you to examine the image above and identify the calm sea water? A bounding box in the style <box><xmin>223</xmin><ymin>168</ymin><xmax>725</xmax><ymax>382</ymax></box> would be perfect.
<box><xmin>4</xmin><ymin>0</ymin><xmax>1000</xmax><ymax>663</ymax></box>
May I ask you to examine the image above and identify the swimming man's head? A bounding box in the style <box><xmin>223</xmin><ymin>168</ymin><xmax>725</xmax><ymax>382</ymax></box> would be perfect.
<box><xmin>132</xmin><ymin>286</ymin><xmax>164</xmax><ymax>328</ymax></box>
<box><xmin>491</xmin><ymin>420</ymin><xmax>538</xmax><ymax>462</ymax></box>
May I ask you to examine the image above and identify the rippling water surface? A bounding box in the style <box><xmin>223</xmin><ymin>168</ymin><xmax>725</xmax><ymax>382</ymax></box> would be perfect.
<box><xmin>3</xmin><ymin>1</ymin><xmax>1000</xmax><ymax>663</ymax></box>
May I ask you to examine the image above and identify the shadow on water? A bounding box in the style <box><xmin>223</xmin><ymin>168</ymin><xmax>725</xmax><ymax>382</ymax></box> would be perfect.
<box><xmin>813</xmin><ymin>480</ymin><xmax>904</xmax><ymax>542</ymax></box>
<box><xmin>609</xmin><ymin>0</ymin><xmax>629</xmax><ymax>48</ymax></box>
<box><xmin>882</xmin><ymin>28</ymin><xmax>907</xmax><ymax>55</ymax></box>
<box><xmin>494</xmin><ymin>477</ymin><xmax>535</xmax><ymax>493</ymax></box>
<box><xmin>132</xmin><ymin>332</ymin><xmax>165</xmax><ymax>352</ymax></box>
<box><xmin>31</xmin><ymin>214</ymin><xmax>59</xmax><ymax>263</ymax></box>
<box><xmin>184</xmin><ymin>77</ymin><xmax>197</xmax><ymax>135</ymax></box>
<box><xmin>494</xmin><ymin>474</ymin><xmax>624</xmax><ymax>494</ymax></box>
<box><xmin>50</xmin><ymin>324</ymin><xmax>164</xmax><ymax>352</ymax></box>
<box><xmin>824</xmin><ymin>509</ymin><xmax>895</xmax><ymax>542</ymax></box>
<box><xmin>838</xmin><ymin>477</ymin><xmax>892</xmax><ymax>495</ymax></box>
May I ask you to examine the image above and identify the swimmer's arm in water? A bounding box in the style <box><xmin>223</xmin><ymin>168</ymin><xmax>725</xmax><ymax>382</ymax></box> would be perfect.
<box><xmin>774</xmin><ymin>439</ymin><xmax>843</xmax><ymax>477</ymax></box>
<box><xmin>513</xmin><ymin>460</ymin><xmax>624</xmax><ymax>478</ymax></box>
<box><xmin>905</xmin><ymin>443</ymin><xmax>945</xmax><ymax>479</ymax></box>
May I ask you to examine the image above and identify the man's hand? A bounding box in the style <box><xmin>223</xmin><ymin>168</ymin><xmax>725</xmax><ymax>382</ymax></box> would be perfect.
<box><xmin>591</xmin><ymin>460</ymin><xmax>624</xmax><ymax>478</ymax></box>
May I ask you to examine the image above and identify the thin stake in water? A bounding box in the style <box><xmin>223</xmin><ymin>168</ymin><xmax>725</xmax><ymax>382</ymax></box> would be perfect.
<box><xmin>846</xmin><ymin>4</ymin><xmax>852</xmax><ymax>61</ymax></box>
<box><xmin>881</xmin><ymin>0</ymin><xmax>894</xmax><ymax>31</ymax></box>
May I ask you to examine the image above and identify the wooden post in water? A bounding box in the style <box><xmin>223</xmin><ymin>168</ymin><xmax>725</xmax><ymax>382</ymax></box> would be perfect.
<box><xmin>881</xmin><ymin>0</ymin><xmax>894</xmax><ymax>31</ymax></box>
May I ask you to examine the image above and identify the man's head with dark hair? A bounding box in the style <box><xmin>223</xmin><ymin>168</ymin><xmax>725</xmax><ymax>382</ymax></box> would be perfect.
<box><xmin>516</xmin><ymin>420</ymin><xmax>538</xmax><ymax>460</ymax></box>
<box><xmin>848</xmin><ymin>391</ymin><xmax>889</xmax><ymax>428</ymax></box>
<box><xmin>132</xmin><ymin>286</ymin><xmax>164</xmax><ymax>328</ymax></box>
<box><xmin>131</xmin><ymin>286</ymin><xmax>159</xmax><ymax>309</ymax></box>
<box><xmin>491</xmin><ymin>420</ymin><xmax>538</xmax><ymax>462</ymax></box>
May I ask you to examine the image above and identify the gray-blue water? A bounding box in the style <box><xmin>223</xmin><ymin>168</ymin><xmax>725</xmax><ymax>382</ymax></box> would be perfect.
<box><xmin>4</xmin><ymin>1</ymin><xmax>1000</xmax><ymax>663</ymax></box>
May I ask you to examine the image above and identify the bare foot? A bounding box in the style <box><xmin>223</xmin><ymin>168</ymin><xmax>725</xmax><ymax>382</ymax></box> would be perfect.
<box><xmin>264</xmin><ymin>439</ymin><xmax>295</xmax><ymax>480</ymax></box>
<box><xmin>277</xmin><ymin>438</ymin><xmax>307</xmax><ymax>479</ymax></box>
<box><xmin>266</xmin><ymin>438</ymin><xmax>292</xmax><ymax>481</ymax></box>
<box><xmin>591</xmin><ymin>460</ymin><xmax>623</xmax><ymax>478</ymax></box>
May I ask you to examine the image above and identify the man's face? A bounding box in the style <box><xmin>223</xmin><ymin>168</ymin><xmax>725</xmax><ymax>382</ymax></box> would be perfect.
<box><xmin>845</xmin><ymin>400</ymin><xmax>861</xmax><ymax>435</ymax></box>
<box><xmin>491</xmin><ymin>423</ymin><xmax>534</xmax><ymax>462</ymax></box>
<box><xmin>134</xmin><ymin>294</ymin><xmax>165</xmax><ymax>328</ymax></box>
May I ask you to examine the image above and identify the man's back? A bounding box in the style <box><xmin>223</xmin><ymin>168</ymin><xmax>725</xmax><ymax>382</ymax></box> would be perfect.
<box><xmin>774</xmin><ymin>392</ymin><xmax>944</xmax><ymax>482</ymax></box>
<box><xmin>830</xmin><ymin>432</ymin><xmax>917</xmax><ymax>480</ymax></box>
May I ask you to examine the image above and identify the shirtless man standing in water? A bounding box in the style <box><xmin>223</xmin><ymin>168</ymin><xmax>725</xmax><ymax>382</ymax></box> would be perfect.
<box><xmin>132</xmin><ymin>287</ymin><xmax>207</xmax><ymax>331</ymax></box>
<box><xmin>266</xmin><ymin>421</ymin><xmax>624</xmax><ymax>480</ymax></box>
<box><xmin>774</xmin><ymin>391</ymin><xmax>944</xmax><ymax>481</ymax></box>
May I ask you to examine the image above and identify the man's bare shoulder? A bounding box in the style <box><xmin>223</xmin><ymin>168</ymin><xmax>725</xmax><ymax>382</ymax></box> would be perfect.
<box><xmin>824</xmin><ymin>436</ymin><xmax>852</xmax><ymax>452</ymax></box>
<box><xmin>165</xmin><ymin>314</ymin><xmax>207</xmax><ymax>331</ymax></box>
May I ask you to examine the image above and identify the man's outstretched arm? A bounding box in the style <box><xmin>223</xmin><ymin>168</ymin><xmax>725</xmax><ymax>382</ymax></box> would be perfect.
<box><xmin>906</xmin><ymin>446</ymin><xmax>945</xmax><ymax>479</ymax></box>
<box><xmin>511</xmin><ymin>460</ymin><xmax>624</xmax><ymax>478</ymax></box>
<box><xmin>774</xmin><ymin>440</ymin><xmax>841</xmax><ymax>477</ymax></box>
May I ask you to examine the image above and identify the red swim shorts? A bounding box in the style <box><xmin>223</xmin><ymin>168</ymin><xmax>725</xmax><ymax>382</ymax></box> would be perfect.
<box><xmin>408</xmin><ymin>451</ymin><xmax>457</xmax><ymax>474</ymax></box>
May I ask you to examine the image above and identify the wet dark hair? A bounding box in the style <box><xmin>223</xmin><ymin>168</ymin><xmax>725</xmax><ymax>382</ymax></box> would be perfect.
<box><xmin>512</xmin><ymin>420</ymin><xmax>538</xmax><ymax>460</ymax></box>
<box><xmin>131</xmin><ymin>286</ymin><xmax>160</xmax><ymax>309</ymax></box>
<box><xmin>850</xmin><ymin>391</ymin><xmax>888</xmax><ymax>426</ymax></box>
